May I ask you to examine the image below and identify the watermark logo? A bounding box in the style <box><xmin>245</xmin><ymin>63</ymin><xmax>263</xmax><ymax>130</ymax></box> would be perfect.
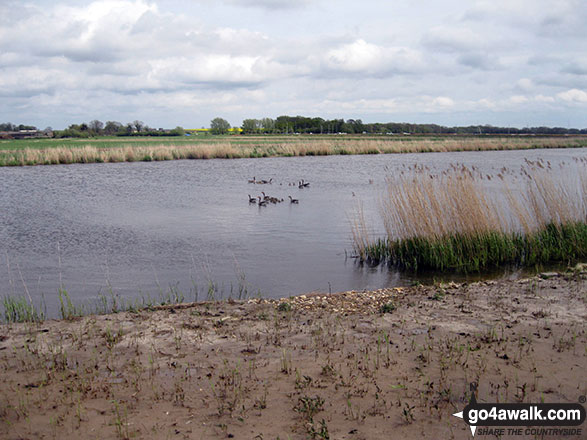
<box><xmin>453</xmin><ymin>387</ymin><xmax>585</xmax><ymax>437</ymax></box>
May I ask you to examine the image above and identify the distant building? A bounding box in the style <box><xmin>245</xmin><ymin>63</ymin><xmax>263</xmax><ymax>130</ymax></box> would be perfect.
<box><xmin>0</xmin><ymin>130</ymin><xmax>47</xmax><ymax>139</ymax></box>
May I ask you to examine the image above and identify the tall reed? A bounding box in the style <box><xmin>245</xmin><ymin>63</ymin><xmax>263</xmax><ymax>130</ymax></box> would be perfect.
<box><xmin>0</xmin><ymin>136</ymin><xmax>585</xmax><ymax>167</ymax></box>
<box><xmin>354</xmin><ymin>159</ymin><xmax>587</xmax><ymax>271</ymax></box>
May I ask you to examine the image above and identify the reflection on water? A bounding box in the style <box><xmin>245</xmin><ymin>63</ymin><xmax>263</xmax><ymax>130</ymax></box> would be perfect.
<box><xmin>0</xmin><ymin>148</ymin><xmax>584</xmax><ymax>317</ymax></box>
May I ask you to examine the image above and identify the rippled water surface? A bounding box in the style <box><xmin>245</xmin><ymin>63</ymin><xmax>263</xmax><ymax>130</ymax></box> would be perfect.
<box><xmin>1</xmin><ymin>148</ymin><xmax>584</xmax><ymax>316</ymax></box>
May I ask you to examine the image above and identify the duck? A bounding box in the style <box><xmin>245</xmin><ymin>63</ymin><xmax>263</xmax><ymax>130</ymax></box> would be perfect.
<box><xmin>289</xmin><ymin>196</ymin><xmax>299</xmax><ymax>204</ymax></box>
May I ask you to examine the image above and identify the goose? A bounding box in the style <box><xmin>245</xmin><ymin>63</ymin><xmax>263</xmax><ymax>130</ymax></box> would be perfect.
<box><xmin>258</xmin><ymin>196</ymin><xmax>268</xmax><ymax>207</ymax></box>
<box><xmin>289</xmin><ymin>196</ymin><xmax>299</xmax><ymax>204</ymax></box>
<box><xmin>248</xmin><ymin>177</ymin><xmax>256</xmax><ymax>184</ymax></box>
<box><xmin>299</xmin><ymin>179</ymin><xmax>310</xmax><ymax>188</ymax></box>
<box><xmin>248</xmin><ymin>194</ymin><xmax>257</xmax><ymax>203</ymax></box>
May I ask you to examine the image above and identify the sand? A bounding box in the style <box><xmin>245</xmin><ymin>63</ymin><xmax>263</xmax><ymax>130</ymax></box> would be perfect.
<box><xmin>1</xmin><ymin>269</ymin><xmax>585</xmax><ymax>439</ymax></box>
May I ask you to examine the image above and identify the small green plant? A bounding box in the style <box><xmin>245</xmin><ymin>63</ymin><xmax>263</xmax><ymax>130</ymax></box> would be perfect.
<box><xmin>379</xmin><ymin>302</ymin><xmax>396</xmax><ymax>313</ymax></box>
<box><xmin>431</xmin><ymin>289</ymin><xmax>445</xmax><ymax>301</ymax></box>
<box><xmin>2</xmin><ymin>294</ymin><xmax>45</xmax><ymax>323</ymax></box>
<box><xmin>280</xmin><ymin>349</ymin><xmax>292</xmax><ymax>374</ymax></box>
<box><xmin>309</xmin><ymin>419</ymin><xmax>330</xmax><ymax>439</ymax></box>
<box><xmin>294</xmin><ymin>395</ymin><xmax>325</xmax><ymax>422</ymax></box>
<box><xmin>295</xmin><ymin>369</ymin><xmax>313</xmax><ymax>390</ymax></box>
<box><xmin>402</xmin><ymin>402</ymin><xmax>416</xmax><ymax>424</ymax></box>
<box><xmin>58</xmin><ymin>288</ymin><xmax>82</xmax><ymax>320</ymax></box>
<box><xmin>111</xmin><ymin>400</ymin><xmax>130</xmax><ymax>439</ymax></box>
<box><xmin>104</xmin><ymin>326</ymin><xmax>123</xmax><ymax>349</ymax></box>
<box><xmin>277</xmin><ymin>301</ymin><xmax>292</xmax><ymax>312</ymax></box>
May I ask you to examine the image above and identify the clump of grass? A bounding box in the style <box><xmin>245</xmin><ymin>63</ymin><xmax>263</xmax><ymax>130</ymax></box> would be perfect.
<box><xmin>294</xmin><ymin>395</ymin><xmax>325</xmax><ymax>422</ymax></box>
<box><xmin>58</xmin><ymin>288</ymin><xmax>84</xmax><ymax>320</ymax></box>
<box><xmin>379</xmin><ymin>302</ymin><xmax>396</xmax><ymax>313</ymax></box>
<box><xmin>2</xmin><ymin>294</ymin><xmax>46</xmax><ymax>323</ymax></box>
<box><xmin>367</xmin><ymin>223</ymin><xmax>586</xmax><ymax>272</ymax></box>
<box><xmin>354</xmin><ymin>161</ymin><xmax>586</xmax><ymax>272</ymax></box>
<box><xmin>277</xmin><ymin>301</ymin><xmax>292</xmax><ymax>312</ymax></box>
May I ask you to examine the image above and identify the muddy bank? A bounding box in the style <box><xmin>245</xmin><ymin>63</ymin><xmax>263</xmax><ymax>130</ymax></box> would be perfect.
<box><xmin>1</xmin><ymin>270</ymin><xmax>585</xmax><ymax>439</ymax></box>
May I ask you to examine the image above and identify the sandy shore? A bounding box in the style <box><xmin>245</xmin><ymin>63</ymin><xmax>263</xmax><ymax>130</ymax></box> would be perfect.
<box><xmin>1</xmin><ymin>269</ymin><xmax>585</xmax><ymax>439</ymax></box>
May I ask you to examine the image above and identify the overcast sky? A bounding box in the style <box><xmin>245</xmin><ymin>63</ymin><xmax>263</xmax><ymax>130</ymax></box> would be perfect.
<box><xmin>1</xmin><ymin>0</ymin><xmax>586</xmax><ymax>129</ymax></box>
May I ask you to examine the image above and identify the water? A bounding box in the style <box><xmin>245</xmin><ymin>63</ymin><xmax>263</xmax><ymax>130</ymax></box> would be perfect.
<box><xmin>1</xmin><ymin>148</ymin><xmax>584</xmax><ymax>317</ymax></box>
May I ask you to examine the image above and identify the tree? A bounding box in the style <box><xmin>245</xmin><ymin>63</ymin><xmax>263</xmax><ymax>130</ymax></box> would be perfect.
<box><xmin>89</xmin><ymin>120</ymin><xmax>104</xmax><ymax>135</ymax></box>
<box><xmin>104</xmin><ymin>121</ymin><xmax>122</xmax><ymax>135</ymax></box>
<box><xmin>133</xmin><ymin>120</ymin><xmax>144</xmax><ymax>133</ymax></box>
<box><xmin>170</xmin><ymin>126</ymin><xmax>185</xmax><ymax>136</ymax></box>
<box><xmin>241</xmin><ymin>119</ymin><xmax>260</xmax><ymax>134</ymax></box>
<box><xmin>210</xmin><ymin>117</ymin><xmax>231</xmax><ymax>135</ymax></box>
<box><xmin>260</xmin><ymin>117</ymin><xmax>275</xmax><ymax>133</ymax></box>
<box><xmin>0</xmin><ymin>122</ymin><xmax>15</xmax><ymax>131</ymax></box>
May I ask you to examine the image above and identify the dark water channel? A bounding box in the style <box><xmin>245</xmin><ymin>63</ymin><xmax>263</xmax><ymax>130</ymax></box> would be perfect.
<box><xmin>1</xmin><ymin>148</ymin><xmax>585</xmax><ymax>317</ymax></box>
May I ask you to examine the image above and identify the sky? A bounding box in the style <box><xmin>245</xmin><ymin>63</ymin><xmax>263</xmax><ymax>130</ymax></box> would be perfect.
<box><xmin>1</xmin><ymin>0</ymin><xmax>586</xmax><ymax>129</ymax></box>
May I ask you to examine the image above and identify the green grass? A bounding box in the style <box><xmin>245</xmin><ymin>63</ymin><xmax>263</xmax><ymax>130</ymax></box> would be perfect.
<box><xmin>2</xmin><ymin>294</ymin><xmax>46</xmax><ymax>323</ymax></box>
<box><xmin>364</xmin><ymin>222</ymin><xmax>587</xmax><ymax>272</ymax></box>
<box><xmin>0</xmin><ymin>272</ymin><xmax>257</xmax><ymax>323</ymax></box>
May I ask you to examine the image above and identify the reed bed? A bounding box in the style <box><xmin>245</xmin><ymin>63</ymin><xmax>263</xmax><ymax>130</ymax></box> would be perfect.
<box><xmin>0</xmin><ymin>136</ymin><xmax>585</xmax><ymax>166</ymax></box>
<box><xmin>353</xmin><ymin>158</ymin><xmax>587</xmax><ymax>271</ymax></box>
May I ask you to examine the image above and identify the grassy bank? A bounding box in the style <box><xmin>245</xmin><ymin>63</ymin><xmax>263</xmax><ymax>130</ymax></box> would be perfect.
<box><xmin>353</xmin><ymin>158</ymin><xmax>587</xmax><ymax>271</ymax></box>
<box><xmin>1</xmin><ymin>135</ymin><xmax>586</xmax><ymax>166</ymax></box>
<box><xmin>363</xmin><ymin>222</ymin><xmax>587</xmax><ymax>271</ymax></box>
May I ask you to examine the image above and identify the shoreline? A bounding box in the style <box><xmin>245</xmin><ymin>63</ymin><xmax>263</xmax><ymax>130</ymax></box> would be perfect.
<box><xmin>1</xmin><ymin>269</ymin><xmax>585</xmax><ymax>439</ymax></box>
<box><xmin>1</xmin><ymin>136</ymin><xmax>585</xmax><ymax>167</ymax></box>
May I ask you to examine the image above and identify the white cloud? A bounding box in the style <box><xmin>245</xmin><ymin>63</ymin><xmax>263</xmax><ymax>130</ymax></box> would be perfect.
<box><xmin>216</xmin><ymin>0</ymin><xmax>314</xmax><ymax>9</ymax></box>
<box><xmin>431</xmin><ymin>97</ymin><xmax>455</xmax><ymax>108</ymax></box>
<box><xmin>0</xmin><ymin>0</ymin><xmax>586</xmax><ymax>128</ymax></box>
<box><xmin>326</xmin><ymin>40</ymin><xmax>382</xmax><ymax>72</ymax></box>
<box><xmin>557</xmin><ymin>89</ymin><xmax>587</xmax><ymax>103</ymax></box>
<box><xmin>535</xmin><ymin>94</ymin><xmax>555</xmax><ymax>103</ymax></box>
<box><xmin>509</xmin><ymin>95</ymin><xmax>529</xmax><ymax>104</ymax></box>
<box><xmin>476</xmin><ymin>98</ymin><xmax>496</xmax><ymax>109</ymax></box>
<box><xmin>322</xmin><ymin>39</ymin><xmax>424</xmax><ymax>77</ymax></box>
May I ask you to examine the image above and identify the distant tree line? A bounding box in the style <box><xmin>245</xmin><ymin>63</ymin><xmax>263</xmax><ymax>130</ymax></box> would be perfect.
<box><xmin>0</xmin><ymin>122</ymin><xmax>38</xmax><ymax>131</ymax></box>
<box><xmin>3</xmin><ymin>118</ymin><xmax>587</xmax><ymax>138</ymax></box>
<box><xmin>240</xmin><ymin>116</ymin><xmax>587</xmax><ymax>135</ymax></box>
<box><xmin>52</xmin><ymin>120</ymin><xmax>186</xmax><ymax>138</ymax></box>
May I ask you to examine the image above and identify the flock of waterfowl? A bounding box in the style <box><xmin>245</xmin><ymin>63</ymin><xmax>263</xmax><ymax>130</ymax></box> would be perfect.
<box><xmin>247</xmin><ymin>177</ymin><xmax>309</xmax><ymax>206</ymax></box>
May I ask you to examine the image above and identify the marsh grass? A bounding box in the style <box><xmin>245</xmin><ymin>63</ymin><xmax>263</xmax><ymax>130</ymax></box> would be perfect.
<box><xmin>2</xmin><ymin>294</ymin><xmax>46</xmax><ymax>323</ymax></box>
<box><xmin>354</xmin><ymin>159</ymin><xmax>587</xmax><ymax>271</ymax></box>
<box><xmin>0</xmin><ymin>135</ymin><xmax>585</xmax><ymax>166</ymax></box>
<box><xmin>0</xmin><ymin>272</ymin><xmax>258</xmax><ymax>323</ymax></box>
